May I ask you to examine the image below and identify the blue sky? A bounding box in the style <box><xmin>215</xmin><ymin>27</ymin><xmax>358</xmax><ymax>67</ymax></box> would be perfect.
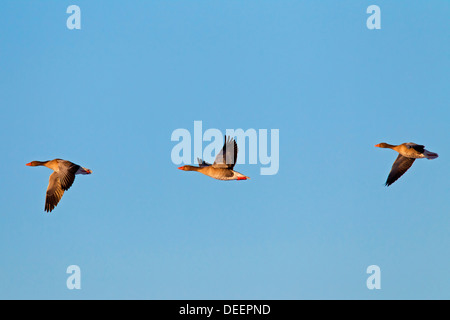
<box><xmin>0</xmin><ymin>0</ymin><xmax>449</xmax><ymax>299</ymax></box>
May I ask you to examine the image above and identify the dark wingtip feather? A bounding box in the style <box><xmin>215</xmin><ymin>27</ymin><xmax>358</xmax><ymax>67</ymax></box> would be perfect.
<box><xmin>385</xmin><ymin>177</ymin><xmax>397</xmax><ymax>186</ymax></box>
<box><xmin>45</xmin><ymin>203</ymin><xmax>53</xmax><ymax>213</ymax></box>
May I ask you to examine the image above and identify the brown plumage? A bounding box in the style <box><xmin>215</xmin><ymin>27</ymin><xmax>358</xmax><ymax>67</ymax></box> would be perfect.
<box><xmin>26</xmin><ymin>159</ymin><xmax>92</xmax><ymax>212</ymax></box>
<box><xmin>375</xmin><ymin>142</ymin><xmax>438</xmax><ymax>186</ymax></box>
<box><xmin>178</xmin><ymin>136</ymin><xmax>250</xmax><ymax>181</ymax></box>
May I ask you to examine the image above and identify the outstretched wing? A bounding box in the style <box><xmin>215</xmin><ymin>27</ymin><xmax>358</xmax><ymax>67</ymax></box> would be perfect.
<box><xmin>57</xmin><ymin>160</ymin><xmax>80</xmax><ymax>191</ymax></box>
<box><xmin>385</xmin><ymin>155</ymin><xmax>415</xmax><ymax>186</ymax></box>
<box><xmin>212</xmin><ymin>136</ymin><xmax>238</xmax><ymax>170</ymax></box>
<box><xmin>45</xmin><ymin>172</ymin><xmax>65</xmax><ymax>212</ymax></box>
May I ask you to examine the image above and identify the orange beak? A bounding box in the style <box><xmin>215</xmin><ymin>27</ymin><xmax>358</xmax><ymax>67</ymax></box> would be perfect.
<box><xmin>26</xmin><ymin>162</ymin><xmax>32</xmax><ymax>166</ymax></box>
<box><xmin>178</xmin><ymin>166</ymin><xmax>184</xmax><ymax>170</ymax></box>
<box><xmin>374</xmin><ymin>144</ymin><xmax>380</xmax><ymax>147</ymax></box>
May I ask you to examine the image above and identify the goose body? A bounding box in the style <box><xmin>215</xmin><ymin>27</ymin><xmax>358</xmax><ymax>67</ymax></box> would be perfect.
<box><xmin>375</xmin><ymin>142</ymin><xmax>438</xmax><ymax>186</ymax></box>
<box><xmin>26</xmin><ymin>159</ymin><xmax>92</xmax><ymax>212</ymax></box>
<box><xmin>178</xmin><ymin>136</ymin><xmax>250</xmax><ymax>181</ymax></box>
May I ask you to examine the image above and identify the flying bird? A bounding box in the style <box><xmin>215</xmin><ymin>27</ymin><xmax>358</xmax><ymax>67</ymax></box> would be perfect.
<box><xmin>375</xmin><ymin>142</ymin><xmax>438</xmax><ymax>186</ymax></box>
<box><xmin>178</xmin><ymin>136</ymin><xmax>250</xmax><ymax>181</ymax></box>
<box><xmin>26</xmin><ymin>159</ymin><xmax>92</xmax><ymax>212</ymax></box>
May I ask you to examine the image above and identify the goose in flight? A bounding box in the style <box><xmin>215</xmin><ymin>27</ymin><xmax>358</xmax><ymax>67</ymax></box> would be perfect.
<box><xmin>178</xmin><ymin>136</ymin><xmax>250</xmax><ymax>181</ymax></box>
<box><xmin>375</xmin><ymin>142</ymin><xmax>438</xmax><ymax>186</ymax></box>
<box><xmin>26</xmin><ymin>159</ymin><xmax>92</xmax><ymax>212</ymax></box>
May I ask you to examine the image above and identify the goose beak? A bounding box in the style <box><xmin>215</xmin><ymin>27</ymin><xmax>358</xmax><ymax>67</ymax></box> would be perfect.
<box><xmin>178</xmin><ymin>166</ymin><xmax>184</xmax><ymax>170</ymax></box>
<box><xmin>26</xmin><ymin>162</ymin><xmax>32</xmax><ymax>166</ymax></box>
<box><xmin>374</xmin><ymin>144</ymin><xmax>380</xmax><ymax>148</ymax></box>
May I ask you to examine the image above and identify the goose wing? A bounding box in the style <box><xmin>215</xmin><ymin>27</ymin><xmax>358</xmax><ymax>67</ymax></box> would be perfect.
<box><xmin>57</xmin><ymin>160</ymin><xmax>80</xmax><ymax>191</ymax></box>
<box><xmin>385</xmin><ymin>154</ymin><xmax>415</xmax><ymax>186</ymax></box>
<box><xmin>212</xmin><ymin>136</ymin><xmax>238</xmax><ymax>170</ymax></box>
<box><xmin>406</xmin><ymin>143</ymin><xmax>425</xmax><ymax>154</ymax></box>
<box><xmin>197</xmin><ymin>157</ymin><xmax>212</xmax><ymax>167</ymax></box>
<box><xmin>45</xmin><ymin>172</ymin><xmax>65</xmax><ymax>212</ymax></box>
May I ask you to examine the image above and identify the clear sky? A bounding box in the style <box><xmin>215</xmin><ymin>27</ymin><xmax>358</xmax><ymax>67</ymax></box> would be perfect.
<box><xmin>0</xmin><ymin>1</ymin><xmax>449</xmax><ymax>299</ymax></box>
